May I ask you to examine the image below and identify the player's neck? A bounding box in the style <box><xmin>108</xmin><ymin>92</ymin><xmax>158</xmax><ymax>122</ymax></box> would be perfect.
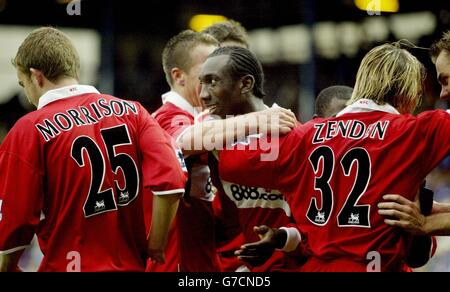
<box><xmin>172</xmin><ymin>87</ymin><xmax>203</xmax><ymax>110</ymax></box>
<box><xmin>240</xmin><ymin>96</ymin><xmax>266</xmax><ymax>114</ymax></box>
<box><xmin>41</xmin><ymin>77</ymin><xmax>80</xmax><ymax>96</ymax></box>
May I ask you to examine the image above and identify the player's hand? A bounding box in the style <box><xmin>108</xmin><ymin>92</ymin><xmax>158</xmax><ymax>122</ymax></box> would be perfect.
<box><xmin>147</xmin><ymin>248</ymin><xmax>166</xmax><ymax>265</ymax></box>
<box><xmin>378</xmin><ymin>194</ymin><xmax>427</xmax><ymax>235</ymax></box>
<box><xmin>257</xmin><ymin>107</ymin><xmax>297</xmax><ymax>135</ymax></box>
<box><xmin>234</xmin><ymin>225</ymin><xmax>285</xmax><ymax>267</ymax></box>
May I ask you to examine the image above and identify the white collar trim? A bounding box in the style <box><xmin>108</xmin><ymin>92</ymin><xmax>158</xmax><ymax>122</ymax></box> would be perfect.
<box><xmin>336</xmin><ymin>99</ymin><xmax>400</xmax><ymax>117</ymax></box>
<box><xmin>162</xmin><ymin>91</ymin><xmax>199</xmax><ymax>117</ymax></box>
<box><xmin>38</xmin><ymin>85</ymin><xmax>100</xmax><ymax>109</ymax></box>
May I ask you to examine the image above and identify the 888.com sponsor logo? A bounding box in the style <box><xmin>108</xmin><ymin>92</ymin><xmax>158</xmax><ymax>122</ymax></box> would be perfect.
<box><xmin>229</xmin><ymin>184</ymin><xmax>285</xmax><ymax>202</ymax></box>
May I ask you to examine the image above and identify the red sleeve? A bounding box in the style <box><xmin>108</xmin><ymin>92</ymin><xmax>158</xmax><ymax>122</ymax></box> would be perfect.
<box><xmin>218</xmin><ymin>136</ymin><xmax>279</xmax><ymax>189</ymax></box>
<box><xmin>418</xmin><ymin>110</ymin><xmax>450</xmax><ymax>175</ymax></box>
<box><xmin>153</xmin><ymin>104</ymin><xmax>194</xmax><ymax>141</ymax></box>
<box><xmin>0</xmin><ymin>118</ymin><xmax>44</xmax><ymax>254</ymax></box>
<box><xmin>138</xmin><ymin>106</ymin><xmax>187</xmax><ymax>195</ymax></box>
<box><xmin>218</xmin><ymin>130</ymin><xmax>303</xmax><ymax>190</ymax></box>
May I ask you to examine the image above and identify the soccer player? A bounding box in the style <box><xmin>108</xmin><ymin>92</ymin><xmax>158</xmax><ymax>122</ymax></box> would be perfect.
<box><xmin>218</xmin><ymin>42</ymin><xmax>450</xmax><ymax>271</ymax></box>
<box><xmin>203</xmin><ymin>19</ymin><xmax>251</xmax><ymax>271</ymax></box>
<box><xmin>147</xmin><ymin>30</ymin><xmax>220</xmax><ymax>272</ymax></box>
<box><xmin>314</xmin><ymin>86</ymin><xmax>353</xmax><ymax>119</ymax></box>
<box><xmin>0</xmin><ymin>27</ymin><xmax>186</xmax><ymax>272</ymax></box>
<box><xmin>198</xmin><ymin>46</ymin><xmax>304</xmax><ymax>271</ymax></box>
<box><xmin>378</xmin><ymin>31</ymin><xmax>450</xmax><ymax>235</ymax></box>
<box><xmin>202</xmin><ymin>19</ymin><xmax>250</xmax><ymax>48</ymax></box>
<box><xmin>150</xmin><ymin>31</ymin><xmax>295</xmax><ymax>272</ymax></box>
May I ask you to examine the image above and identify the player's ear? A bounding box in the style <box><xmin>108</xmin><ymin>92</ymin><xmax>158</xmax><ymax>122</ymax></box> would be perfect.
<box><xmin>240</xmin><ymin>75</ymin><xmax>254</xmax><ymax>95</ymax></box>
<box><xmin>29</xmin><ymin>68</ymin><xmax>45</xmax><ymax>88</ymax></box>
<box><xmin>171</xmin><ymin>68</ymin><xmax>185</xmax><ymax>87</ymax></box>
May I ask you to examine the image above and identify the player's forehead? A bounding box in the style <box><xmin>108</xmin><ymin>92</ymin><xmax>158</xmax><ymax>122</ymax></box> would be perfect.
<box><xmin>199</xmin><ymin>54</ymin><xmax>230</xmax><ymax>78</ymax></box>
<box><xmin>436</xmin><ymin>50</ymin><xmax>450</xmax><ymax>77</ymax></box>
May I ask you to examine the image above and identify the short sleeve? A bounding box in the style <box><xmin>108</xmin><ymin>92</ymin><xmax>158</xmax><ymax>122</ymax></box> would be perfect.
<box><xmin>138</xmin><ymin>106</ymin><xmax>187</xmax><ymax>195</ymax></box>
<box><xmin>218</xmin><ymin>130</ymin><xmax>302</xmax><ymax>190</ymax></box>
<box><xmin>153</xmin><ymin>104</ymin><xmax>194</xmax><ymax>142</ymax></box>
<box><xmin>0</xmin><ymin>119</ymin><xmax>44</xmax><ymax>254</ymax></box>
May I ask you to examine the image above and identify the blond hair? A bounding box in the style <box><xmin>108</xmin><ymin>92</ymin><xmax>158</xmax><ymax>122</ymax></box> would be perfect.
<box><xmin>13</xmin><ymin>27</ymin><xmax>80</xmax><ymax>82</ymax></box>
<box><xmin>162</xmin><ymin>30</ymin><xmax>219</xmax><ymax>86</ymax></box>
<box><xmin>349</xmin><ymin>42</ymin><xmax>425</xmax><ymax>114</ymax></box>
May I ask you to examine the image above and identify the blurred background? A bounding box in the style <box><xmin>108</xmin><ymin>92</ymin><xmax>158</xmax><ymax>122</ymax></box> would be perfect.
<box><xmin>0</xmin><ymin>0</ymin><xmax>449</xmax><ymax>272</ymax></box>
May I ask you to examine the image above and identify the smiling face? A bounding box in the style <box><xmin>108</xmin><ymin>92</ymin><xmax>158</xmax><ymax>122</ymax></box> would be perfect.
<box><xmin>435</xmin><ymin>50</ymin><xmax>450</xmax><ymax>100</ymax></box>
<box><xmin>198</xmin><ymin>54</ymin><xmax>243</xmax><ymax>118</ymax></box>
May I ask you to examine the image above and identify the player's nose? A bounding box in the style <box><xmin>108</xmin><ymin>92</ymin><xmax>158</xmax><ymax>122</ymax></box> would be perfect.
<box><xmin>440</xmin><ymin>86</ymin><xmax>450</xmax><ymax>100</ymax></box>
<box><xmin>199</xmin><ymin>85</ymin><xmax>211</xmax><ymax>103</ymax></box>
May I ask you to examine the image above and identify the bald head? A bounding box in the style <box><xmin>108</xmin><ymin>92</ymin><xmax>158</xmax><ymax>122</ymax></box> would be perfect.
<box><xmin>314</xmin><ymin>85</ymin><xmax>353</xmax><ymax>118</ymax></box>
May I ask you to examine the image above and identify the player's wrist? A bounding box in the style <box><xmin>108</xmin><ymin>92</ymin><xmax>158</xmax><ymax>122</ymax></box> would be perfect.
<box><xmin>273</xmin><ymin>228</ymin><xmax>287</xmax><ymax>249</ymax></box>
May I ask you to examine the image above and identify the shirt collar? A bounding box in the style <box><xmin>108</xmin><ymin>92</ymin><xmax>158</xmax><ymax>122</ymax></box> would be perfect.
<box><xmin>38</xmin><ymin>85</ymin><xmax>100</xmax><ymax>109</ymax></box>
<box><xmin>162</xmin><ymin>91</ymin><xmax>199</xmax><ymax>117</ymax></box>
<box><xmin>336</xmin><ymin>99</ymin><xmax>400</xmax><ymax>117</ymax></box>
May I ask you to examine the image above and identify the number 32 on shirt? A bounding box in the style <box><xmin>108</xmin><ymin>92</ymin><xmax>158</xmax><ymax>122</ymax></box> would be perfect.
<box><xmin>307</xmin><ymin>146</ymin><xmax>371</xmax><ymax>228</ymax></box>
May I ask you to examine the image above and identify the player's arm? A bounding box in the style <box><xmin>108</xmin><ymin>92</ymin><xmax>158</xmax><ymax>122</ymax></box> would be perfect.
<box><xmin>178</xmin><ymin>107</ymin><xmax>296</xmax><ymax>157</ymax></box>
<box><xmin>147</xmin><ymin>192</ymin><xmax>182</xmax><ymax>264</ymax></box>
<box><xmin>0</xmin><ymin>119</ymin><xmax>43</xmax><ymax>272</ymax></box>
<box><xmin>431</xmin><ymin>201</ymin><xmax>450</xmax><ymax>214</ymax></box>
<box><xmin>138</xmin><ymin>106</ymin><xmax>188</xmax><ymax>263</ymax></box>
<box><xmin>379</xmin><ymin>193</ymin><xmax>450</xmax><ymax>236</ymax></box>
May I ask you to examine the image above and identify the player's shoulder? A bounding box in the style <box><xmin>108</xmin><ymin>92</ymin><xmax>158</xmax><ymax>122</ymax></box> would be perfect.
<box><xmin>385</xmin><ymin>110</ymin><xmax>449</xmax><ymax>130</ymax></box>
<box><xmin>153</xmin><ymin>102</ymin><xmax>192</xmax><ymax>118</ymax></box>
<box><xmin>415</xmin><ymin>109</ymin><xmax>450</xmax><ymax>120</ymax></box>
<box><xmin>152</xmin><ymin>102</ymin><xmax>194</xmax><ymax>126</ymax></box>
<box><xmin>100</xmin><ymin>94</ymin><xmax>143</xmax><ymax>108</ymax></box>
<box><xmin>11</xmin><ymin>110</ymin><xmax>42</xmax><ymax>130</ymax></box>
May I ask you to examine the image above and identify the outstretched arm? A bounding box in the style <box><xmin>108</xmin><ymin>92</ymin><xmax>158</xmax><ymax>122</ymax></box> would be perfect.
<box><xmin>179</xmin><ymin>107</ymin><xmax>297</xmax><ymax>157</ymax></box>
<box><xmin>379</xmin><ymin>194</ymin><xmax>450</xmax><ymax>236</ymax></box>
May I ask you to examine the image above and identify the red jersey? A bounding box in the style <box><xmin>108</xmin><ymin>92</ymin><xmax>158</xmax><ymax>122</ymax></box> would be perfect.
<box><xmin>147</xmin><ymin>91</ymin><xmax>220</xmax><ymax>272</ymax></box>
<box><xmin>219</xmin><ymin>100</ymin><xmax>450</xmax><ymax>271</ymax></box>
<box><xmin>0</xmin><ymin>85</ymin><xmax>186</xmax><ymax>272</ymax></box>
<box><xmin>210</xmin><ymin>149</ymin><xmax>298</xmax><ymax>271</ymax></box>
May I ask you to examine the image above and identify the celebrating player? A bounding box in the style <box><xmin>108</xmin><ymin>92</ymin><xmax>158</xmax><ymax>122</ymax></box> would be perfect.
<box><xmin>0</xmin><ymin>27</ymin><xmax>186</xmax><ymax>272</ymax></box>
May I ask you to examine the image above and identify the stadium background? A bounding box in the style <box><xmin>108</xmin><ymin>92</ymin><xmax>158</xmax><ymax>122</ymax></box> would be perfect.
<box><xmin>0</xmin><ymin>0</ymin><xmax>449</xmax><ymax>271</ymax></box>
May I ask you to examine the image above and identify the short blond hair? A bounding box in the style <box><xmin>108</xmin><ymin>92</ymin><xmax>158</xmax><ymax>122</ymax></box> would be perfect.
<box><xmin>162</xmin><ymin>30</ymin><xmax>219</xmax><ymax>86</ymax></box>
<box><xmin>349</xmin><ymin>42</ymin><xmax>425</xmax><ymax>114</ymax></box>
<box><xmin>13</xmin><ymin>27</ymin><xmax>80</xmax><ymax>82</ymax></box>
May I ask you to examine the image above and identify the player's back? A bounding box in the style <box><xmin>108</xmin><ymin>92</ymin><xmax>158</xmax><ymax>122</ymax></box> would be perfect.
<box><xmin>285</xmin><ymin>107</ymin><xmax>450</xmax><ymax>271</ymax></box>
<box><xmin>219</xmin><ymin>101</ymin><xmax>450</xmax><ymax>271</ymax></box>
<box><xmin>25</xmin><ymin>91</ymin><xmax>150</xmax><ymax>271</ymax></box>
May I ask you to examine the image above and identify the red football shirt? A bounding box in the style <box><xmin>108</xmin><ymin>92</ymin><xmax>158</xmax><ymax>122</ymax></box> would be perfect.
<box><xmin>219</xmin><ymin>100</ymin><xmax>450</xmax><ymax>271</ymax></box>
<box><xmin>0</xmin><ymin>85</ymin><xmax>186</xmax><ymax>272</ymax></box>
<box><xmin>147</xmin><ymin>91</ymin><xmax>220</xmax><ymax>272</ymax></box>
<box><xmin>210</xmin><ymin>149</ymin><xmax>299</xmax><ymax>271</ymax></box>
